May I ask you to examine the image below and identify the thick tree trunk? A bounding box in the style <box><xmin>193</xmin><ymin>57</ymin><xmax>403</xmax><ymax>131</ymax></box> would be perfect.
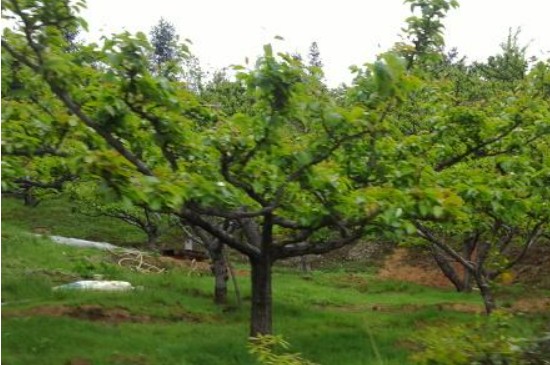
<box><xmin>250</xmin><ymin>255</ymin><xmax>273</xmax><ymax>337</ymax></box>
<box><xmin>209</xmin><ymin>244</ymin><xmax>228</xmax><ymax>305</ymax></box>
<box><xmin>474</xmin><ymin>272</ymin><xmax>496</xmax><ymax>315</ymax></box>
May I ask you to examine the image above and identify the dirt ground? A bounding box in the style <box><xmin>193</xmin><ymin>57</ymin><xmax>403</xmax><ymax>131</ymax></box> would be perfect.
<box><xmin>377</xmin><ymin>248</ymin><xmax>454</xmax><ymax>288</ymax></box>
<box><xmin>377</xmin><ymin>246</ymin><xmax>550</xmax><ymax>290</ymax></box>
<box><xmin>2</xmin><ymin>304</ymin><xmax>207</xmax><ymax>324</ymax></box>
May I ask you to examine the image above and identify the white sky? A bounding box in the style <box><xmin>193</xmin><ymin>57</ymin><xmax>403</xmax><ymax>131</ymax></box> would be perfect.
<box><xmin>81</xmin><ymin>0</ymin><xmax>550</xmax><ymax>86</ymax></box>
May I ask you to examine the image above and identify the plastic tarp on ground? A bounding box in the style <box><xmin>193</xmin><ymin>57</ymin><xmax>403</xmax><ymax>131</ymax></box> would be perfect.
<box><xmin>53</xmin><ymin>280</ymin><xmax>134</xmax><ymax>291</ymax></box>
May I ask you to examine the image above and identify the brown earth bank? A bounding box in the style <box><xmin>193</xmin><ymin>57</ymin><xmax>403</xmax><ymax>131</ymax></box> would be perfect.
<box><xmin>377</xmin><ymin>245</ymin><xmax>550</xmax><ymax>290</ymax></box>
<box><xmin>315</xmin><ymin>298</ymin><xmax>550</xmax><ymax>314</ymax></box>
<box><xmin>2</xmin><ymin>304</ymin><xmax>211</xmax><ymax>324</ymax></box>
<box><xmin>378</xmin><ymin>248</ymin><xmax>453</xmax><ymax>288</ymax></box>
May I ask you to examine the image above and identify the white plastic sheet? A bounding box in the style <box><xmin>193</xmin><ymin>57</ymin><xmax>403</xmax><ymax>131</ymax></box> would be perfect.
<box><xmin>53</xmin><ymin>280</ymin><xmax>134</xmax><ymax>291</ymax></box>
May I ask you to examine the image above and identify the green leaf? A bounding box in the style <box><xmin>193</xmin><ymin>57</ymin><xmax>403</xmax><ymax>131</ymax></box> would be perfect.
<box><xmin>432</xmin><ymin>206</ymin><xmax>444</xmax><ymax>218</ymax></box>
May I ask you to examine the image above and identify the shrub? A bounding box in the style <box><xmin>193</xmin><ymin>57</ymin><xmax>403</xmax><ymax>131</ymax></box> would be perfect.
<box><xmin>248</xmin><ymin>335</ymin><xmax>318</xmax><ymax>365</ymax></box>
<box><xmin>412</xmin><ymin>311</ymin><xmax>549</xmax><ymax>365</ymax></box>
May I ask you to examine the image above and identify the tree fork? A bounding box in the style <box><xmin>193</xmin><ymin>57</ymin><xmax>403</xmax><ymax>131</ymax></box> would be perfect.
<box><xmin>431</xmin><ymin>246</ymin><xmax>466</xmax><ymax>292</ymax></box>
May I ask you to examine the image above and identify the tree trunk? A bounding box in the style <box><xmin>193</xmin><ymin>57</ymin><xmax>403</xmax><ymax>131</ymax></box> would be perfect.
<box><xmin>23</xmin><ymin>188</ymin><xmax>39</xmax><ymax>207</ymax></box>
<box><xmin>209</xmin><ymin>244</ymin><xmax>228</xmax><ymax>305</ymax></box>
<box><xmin>225</xmin><ymin>251</ymin><xmax>242</xmax><ymax>307</ymax></box>
<box><xmin>146</xmin><ymin>228</ymin><xmax>159</xmax><ymax>250</ymax></box>
<box><xmin>474</xmin><ymin>272</ymin><xmax>496</xmax><ymax>315</ymax></box>
<box><xmin>431</xmin><ymin>247</ymin><xmax>466</xmax><ymax>292</ymax></box>
<box><xmin>462</xmin><ymin>269</ymin><xmax>473</xmax><ymax>293</ymax></box>
<box><xmin>300</xmin><ymin>255</ymin><xmax>311</xmax><ymax>274</ymax></box>
<box><xmin>187</xmin><ymin>225</ymin><xmax>230</xmax><ymax>306</ymax></box>
<box><xmin>250</xmin><ymin>255</ymin><xmax>273</xmax><ymax>337</ymax></box>
<box><xmin>461</xmin><ymin>239</ymin><xmax>477</xmax><ymax>293</ymax></box>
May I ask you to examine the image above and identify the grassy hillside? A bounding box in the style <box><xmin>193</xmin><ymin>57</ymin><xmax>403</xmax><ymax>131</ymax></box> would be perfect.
<box><xmin>1</xmin><ymin>196</ymin><xmax>182</xmax><ymax>248</ymax></box>
<box><xmin>2</xmin><ymin>198</ymin><xmax>548</xmax><ymax>364</ymax></box>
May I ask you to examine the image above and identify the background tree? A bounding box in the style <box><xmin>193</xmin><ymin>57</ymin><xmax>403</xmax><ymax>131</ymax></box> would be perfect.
<box><xmin>344</xmin><ymin>0</ymin><xmax>550</xmax><ymax>313</ymax></box>
<box><xmin>388</xmin><ymin>6</ymin><xmax>549</xmax><ymax>312</ymax></box>
<box><xmin>307</xmin><ymin>41</ymin><xmax>324</xmax><ymax>81</ymax></box>
<box><xmin>414</xmin><ymin>152</ymin><xmax>549</xmax><ymax>313</ymax></box>
<box><xmin>149</xmin><ymin>18</ymin><xmax>187</xmax><ymax>80</ymax></box>
<box><xmin>184</xmin><ymin>224</ymin><xmax>234</xmax><ymax>305</ymax></box>
<box><xmin>68</xmin><ymin>181</ymin><xmax>164</xmax><ymax>249</ymax></box>
<box><xmin>200</xmin><ymin>69</ymin><xmax>251</xmax><ymax>114</ymax></box>
<box><xmin>475</xmin><ymin>28</ymin><xmax>528</xmax><ymax>85</ymax></box>
<box><xmin>395</xmin><ymin>0</ymin><xmax>459</xmax><ymax>69</ymax></box>
<box><xmin>149</xmin><ymin>18</ymin><xmax>205</xmax><ymax>93</ymax></box>
<box><xmin>308</xmin><ymin>41</ymin><xmax>322</xmax><ymax>68</ymax></box>
<box><xmin>181</xmin><ymin>54</ymin><xmax>206</xmax><ymax>94</ymax></box>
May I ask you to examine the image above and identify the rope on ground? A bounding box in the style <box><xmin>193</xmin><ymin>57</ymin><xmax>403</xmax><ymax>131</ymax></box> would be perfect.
<box><xmin>107</xmin><ymin>249</ymin><xmax>166</xmax><ymax>274</ymax></box>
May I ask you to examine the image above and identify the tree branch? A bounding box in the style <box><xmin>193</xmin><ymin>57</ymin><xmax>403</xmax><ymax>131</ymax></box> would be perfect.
<box><xmin>3</xmin><ymin>146</ymin><xmax>69</xmax><ymax>157</ymax></box>
<box><xmin>178</xmin><ymin>208</ymin><xmax>260</xmax><ymax>257</ymax></box>
<box><xmin>219</xmin><ymin>151</ymin><xmax>269</xmax><ymax>206</ymax></box>
<box><xmin>50</xmin><ymin>87</ymin><xmax>155</xmax><ymax>177</ymax></box>
<box><xmin>490</xmin><ymin>221</ymin><xmax>545</xmax><ymax>279</ymax></box>
<box><xmin>186</xmin><ymin>202</ymin><xmax>274</xmax><ymax>220</ymax></box>
<box><xmin>277</xmin><ymin>230</ymin><xmax>363</xmax><ymax>259</ymax></box>
<box><xmin>123</xmin><ymin>94</ymin><xmax>179</xmax><ymax>171</ymax></box>
<box><xmin>3</xmin><ymin>28</ymin><xmax>155</xmax><ymax>178</ymax></box>
<box><xmin>14</xmin><ymin>174</ymin><xmax>76</xmax><ymax>191</ymax></box>
<box><xmin>435</xmin><ymin>116</ymin><xmax>524</xmax><ymax>171</ymax></box>
<box><xmin>414</xmin><ymin>222</ymin><xmax>475</xmax><ymax>271</ymax></box>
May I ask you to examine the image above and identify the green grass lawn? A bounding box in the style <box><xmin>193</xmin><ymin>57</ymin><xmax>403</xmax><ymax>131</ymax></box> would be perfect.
<box><xmin>2</xmin><ymin>198</ymin><xmax>548</xmax><ymax>364</ymax></box>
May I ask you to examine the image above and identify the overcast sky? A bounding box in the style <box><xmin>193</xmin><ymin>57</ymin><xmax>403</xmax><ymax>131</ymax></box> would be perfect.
<box><xmin>81</xmin><ymin>0</ymin><xmax>550</xmax><ymax>86</ymax></box>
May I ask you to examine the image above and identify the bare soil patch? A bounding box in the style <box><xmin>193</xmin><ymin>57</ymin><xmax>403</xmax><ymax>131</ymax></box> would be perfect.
<box><xmin>68</xmin><ymin>305</ymin><xmax>151</xmax><ymax>323</ymax></box>
<box><xmin>65</xmin><ymin>358</ymin><xmax>92</xmax><ymax>365</ymax></box>
<box><xmin>512</xmin><ymin>297</ymin><xmax>550</xmax><ymax>313</ymax></box>
<box><xmin>378</xmin><ymin>248</ymin><xmax>453</xmax><ymax>288</ymax></box>
<box><xmin>3</xmin><ymin>305</ymin><xmax>152</xmax><ymax>323</ymax></box>
<box><xmin>378</xmin><ymin>245</ymin><xmax>550</xmax><ymax>290</ymax></box>
<box><xmin>2</xmin><ymin>304</ymin><xmax>207</xmax><ymax>324</ymax></box>
<box><xmin>318</xmin><ymin>299</ymin><xmax>550</xmax><ymax>315</ymax></box>
<box><xmin>32</xmin><ymin>226</ymin><xmax>52</xmax><ymax>235</ymax></box>
<box><xmin>108</xmin><ymin>353</ymin><xmax>149</xmax><ymax>365</ymax></box>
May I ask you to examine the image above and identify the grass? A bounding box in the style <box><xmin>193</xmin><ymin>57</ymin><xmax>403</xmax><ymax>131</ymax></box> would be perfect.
<box><xmin>2</xmin><ymin>196</ymin><xmax>147</xmax><ymax>246</ymax></box>
<box><xmin>1</xmin><ymin>196</ymin><xmax>183</xmax><ymax>247</ymax></box>
<box><xmin>2</xmin><ymin>198</ymin><xmax>549</xmax><ymax>364</ymax></box>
